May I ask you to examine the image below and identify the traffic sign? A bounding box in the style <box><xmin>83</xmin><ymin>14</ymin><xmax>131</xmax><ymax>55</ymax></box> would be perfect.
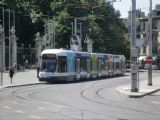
<box><xmin>146</xmin><ymin>56</ymin><xmax>153</xmax><ymax>64</ymax></box>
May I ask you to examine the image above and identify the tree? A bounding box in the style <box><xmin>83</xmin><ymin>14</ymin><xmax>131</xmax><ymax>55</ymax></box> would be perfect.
<box><xmin>1</xmin><ymin>0</ymin><xmax>129</xmax><ymax>57</ymax></box>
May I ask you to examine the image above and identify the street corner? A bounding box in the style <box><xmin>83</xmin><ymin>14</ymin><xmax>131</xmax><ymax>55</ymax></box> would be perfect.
<box><xmin>0</xmin><ymin>86</ymin><xmax>4</xmax><ymax>91</ymax></box>
<box><xmin>116</xmin><ymin>86</ymin><xmax>132</xmax><ymax>97</ymax></box>
<box><xmin>116</xmin><ymin>85</ymin><xmax>145</xmax><ymax>98</ymax></box>
<box><xmin>116</xmin><ymin>84</ymin><xmax>160</xmax><ymax>98</ymax></box>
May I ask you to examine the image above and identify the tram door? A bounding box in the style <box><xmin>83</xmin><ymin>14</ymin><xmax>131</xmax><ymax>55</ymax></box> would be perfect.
<box><xmin>98</xmin><ymin>59</ymin><xmax>102</xmax><ymax>78</ymax></box>
<box><xmin>121</xmin><ymin>55</ymin><xmax>126</xmax><ymax>75</ymax></box>
<box><xmin>106</xmin><ymin>60</ymin><xmax>109</xmax><ymax>77</ymax></box>
<box><xmin>87</xmin><ymin>59</ymin><xmax>91</xmax><ymax>79</ymax></box>
<box><xmin>76</xmin><ymin>59</ymin><xmax>80</xmax><ymax>80</ymax></box>
<box><xmin>119</xmin><ymin>59</ymin><xmax>122</xmax><ymax>75</ymax></box>
<box><xmin>114</xmin><ymin>58</ymin><xmax>121</xmax><ymax>75</ymax></box>
<box><xmin>108</xmin><ymin>54</ymin><xmax>113</xmax><ymax>76</ymax></box>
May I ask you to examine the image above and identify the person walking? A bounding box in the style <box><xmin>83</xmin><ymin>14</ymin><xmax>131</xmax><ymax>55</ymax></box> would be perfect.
<box><xmin>9</xmin><ymin>68</ymin><xmax>14</xmax><ymax>84</ymax></box>
<box><xmin>37</xmin><ymin>66</ymin><xmax>40</xmax><ymax>78</ymax></box>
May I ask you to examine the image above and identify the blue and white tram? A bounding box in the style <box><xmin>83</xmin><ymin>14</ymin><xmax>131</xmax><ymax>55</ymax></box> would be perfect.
<box><xmin>39</xmin><ymin>49</ymin><xmax>126</xmax><ymax>82</ymax></box>
<box><xmin>39</xmin><ymin>49</ymin><xmax>75</xmax><ymax>82</ymax></box>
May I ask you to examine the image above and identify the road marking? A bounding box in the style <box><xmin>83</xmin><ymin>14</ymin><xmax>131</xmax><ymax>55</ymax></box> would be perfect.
<box><xmin>38</xmin><ymin>107</ymin><xmax>45</xmax><ymax>110</ymax></box>
<box><xmin>30</xmin><ymin>115</ymin><xmax>43</xmax><ymax>119</ymax></box>
<box><xmin>54</xmin><ymin>104</ymin><xmax>67</xmax><ymax>108</ymax></box>
<box><xmin>14</xmin><ymin>110</ymin><xmax>26</xmax><ymax>114</ymax></box>
<box><xmin>40</xmin><ymin>101</ymin><xmax>52</xmax><ymax>105</ymax></box>
<box><xmin>40</xmin><ymin>101</ymin><xmax>70</xmax><ymax>109</ymax></box>
<box><xmin>11</xmin><ymin>101</ymin><xmax>18</xmax><ymax>104</ymax></box>
<box><xmin>11</xmin><ymin>101</ymin><xmax>28</xmax><ymax>107</ymax></box>
<box><xmin>151</xmin><ymin>101</ymin><xmax>160</xmax><ymax>105</ymax></box>
<box><xmin>2</xmin><ymin>105</ymin><xmax>12</xmax><ymax>109</ymax></box>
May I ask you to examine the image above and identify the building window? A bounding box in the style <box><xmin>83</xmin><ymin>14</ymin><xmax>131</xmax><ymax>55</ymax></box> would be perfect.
<box><xmin>143</xmin><ymin>46</ymin><xmax>146</xmax><ymax>54</ymax></box>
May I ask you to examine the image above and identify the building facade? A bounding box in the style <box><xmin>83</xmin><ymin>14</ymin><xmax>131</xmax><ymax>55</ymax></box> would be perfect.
<box><xmin>139</xmin><ymin>4</ymin><xmax>160</xmax><ymax>57</ymax></box>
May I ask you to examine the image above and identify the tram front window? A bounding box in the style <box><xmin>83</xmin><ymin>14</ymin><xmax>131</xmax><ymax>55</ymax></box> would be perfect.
<box><xmin>41</xmin><ymin>60</ymin><xmax>57</xmax><ymax>72</ymax></box>
<box><xmin>41</xmin><ymin>54</ymin><xmax>57</xmax><ymax>72</ymax></box>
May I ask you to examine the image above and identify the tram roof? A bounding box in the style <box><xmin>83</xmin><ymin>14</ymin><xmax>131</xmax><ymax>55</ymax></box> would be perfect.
<box><xmin>97</xmin><ymin>53</ymin><xmax>108</xmax><ymax>59</ymax></box>
<box><xmin>113</xmin><ymin>55</ymin><xmax>121</xmax><ymax>58</ymax></box>
<box><xmin>75</xmin><ymin>51</ymin><xmax>91</xmax><ymax>58</ymax></box>
<box><xmin>41</xmin><ymin>49</ymin><xmax>74</xmax><ymax>56</ymax></box>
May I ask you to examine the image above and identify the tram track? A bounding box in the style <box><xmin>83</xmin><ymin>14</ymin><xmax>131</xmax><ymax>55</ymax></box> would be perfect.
<box><xmin>6</xmin><ymin>83</ymin><xmax>112</xmax><ymax>119</ymax></box>
<box><xmin>80</xmin><ymin>77</ymin><xmax>160</xmax><ymax>117</ymax></box>
<box><xmin>1</xmin><ymin>71</ymin><xmax>160</xmax><ymax>119</ymax></box>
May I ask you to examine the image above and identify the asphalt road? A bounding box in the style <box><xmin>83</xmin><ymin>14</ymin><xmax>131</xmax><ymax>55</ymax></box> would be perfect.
<box><xmin>0</xmin><ymin>71</ymin><xmax>160</xmax><ymax>120</ymax></box>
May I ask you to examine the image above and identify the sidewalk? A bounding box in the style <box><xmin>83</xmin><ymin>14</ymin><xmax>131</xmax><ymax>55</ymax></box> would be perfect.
<box><xmin>1</xmin><ymin>70</ymin><xmax>160</xmax><ymax>98</ymax></box>
<box><xmin>0</xmin><ymin>69</ymin><xmax>43</xmax><ymax>90</ymax></box>
<box><xmin>116</xmin><ymin>76</ymin><xmax>160</xmax><ymax>98</ymax></box>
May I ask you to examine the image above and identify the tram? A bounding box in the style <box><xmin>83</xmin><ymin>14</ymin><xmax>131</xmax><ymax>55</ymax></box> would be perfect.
<box><xmin>39</xmin><ymin>49</ymin><xmax>126</xmax><ymax>82</ymax></box>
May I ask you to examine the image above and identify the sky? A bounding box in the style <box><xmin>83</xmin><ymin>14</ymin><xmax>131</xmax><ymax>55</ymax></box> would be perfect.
<box><xmin>113</xmin><ymin>0</ymin><xmax>160</xmax><ymax>18</ymax></box>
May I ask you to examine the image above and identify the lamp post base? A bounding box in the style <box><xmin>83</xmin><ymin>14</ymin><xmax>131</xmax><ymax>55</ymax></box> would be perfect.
<box><xmin>131</xmin><ymin>88</ymin><xmax>138</xmax><ymax>92</ymax></box>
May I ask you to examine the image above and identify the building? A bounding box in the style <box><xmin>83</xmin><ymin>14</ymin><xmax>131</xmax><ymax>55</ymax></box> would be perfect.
<box><xmin>139</xmin><ymin>4</ymin><xmax>160</xmax><ymax>57</ymax></box>
<box><xmin>127</xmin><ymin>9</ymin><xmax>145</xmax><ymax>36</ymax></box>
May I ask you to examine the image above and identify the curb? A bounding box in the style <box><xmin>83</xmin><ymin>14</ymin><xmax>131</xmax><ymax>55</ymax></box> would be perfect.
<box><xmin>0</xmin><ymin>87</ymin><xmax>3</xmax><ymax>91</ymax></box>
<box><xmin>116</xmin><ymin>86</ymin><xmax>160</xmax><ymax>98</ymax></box>
<box><xmin>0</xmin><ymin>82</ymin><xmax>45</xmax><ymax>89</ymax></box>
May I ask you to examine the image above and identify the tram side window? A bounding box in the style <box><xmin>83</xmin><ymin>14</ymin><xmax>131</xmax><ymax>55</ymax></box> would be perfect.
<box><xmin>102</xmin><ymin>60</ymin><xmax>107</xmax><ymax>71</ymax></box>
<box><xmin>76</xmin><ymin>59</ymin><xmax>80</xmax><ymax>73</ymax></box>
<box><xmin>122</xmin><ymin>60</ymin><xmax>125</xmax><ymax>69</ymax></box>
<box><xmin>80</xmin><ymin>58</ymin><xmax>87</xmax><ymax>72</ymax></box>
<box><xmin>116</xmin><ymin>62</ymin><xmax>119</xmax><ymax>69</ymax></box>
<box><xmin>98</xmin><ymin>60</ymin><xmax>102</xmax><ymax>72</ymax></box>
<box><xmin>58</xmin><ymin>56</ymin><xmax>67</xmax><ymax>72</ymax></box>
<box><xmin>109</xmin><ymin>61</ymin><xmax>113</xmax><ymax>70</ymax></box>
<box><xmin>87</xmin><ymin>59</ymin><xmax>91</xmax><ymax>72</ymax></box>
<box><xmin>119</xmin><ymin>62</ymin><xmax>122</xmax><ymax>70</ymax></box>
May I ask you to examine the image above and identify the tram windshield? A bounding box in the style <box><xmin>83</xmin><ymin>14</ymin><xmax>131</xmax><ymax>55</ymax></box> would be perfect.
<box><xmin>41</xmin><ymin>54</ymin><xmax>57</xmax><ymax>72</ymax></box>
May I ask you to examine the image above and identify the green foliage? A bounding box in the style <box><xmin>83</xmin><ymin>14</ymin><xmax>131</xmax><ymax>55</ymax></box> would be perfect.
<box><xmin>1</xmin><ymin>0</ymin><xmax>129</xmax><ymax>57</ymax></box>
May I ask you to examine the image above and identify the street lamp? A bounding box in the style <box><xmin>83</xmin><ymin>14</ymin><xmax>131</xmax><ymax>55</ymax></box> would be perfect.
<box><xmin>0</xmin><ymin>24</ymin><xmax>4</xmax><ymax>86</ymax></box>
<box><xmin>130</xmin><ymin>0</ymin><xmax>139</xmax><ymax>92</ymax></box>
<box><xmin>148</xmin><ymin>0</ymin><xmax>152</xmax><ymax>86</ymax></box>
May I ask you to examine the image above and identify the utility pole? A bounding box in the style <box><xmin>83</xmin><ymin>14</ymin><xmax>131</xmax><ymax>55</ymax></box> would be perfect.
<box><xmin>79</xmin><ymin>22</ymin><xmax>82</xmax><ymax>39</ymax></box>
<box><xmin>2</xmin><ymin>7</ymin><xmax>5</xmax><ymax>72</ymax></box>
<box><xmin>53</xmin><ymin>20</ymin><xmax>55</xmax><ymax>48</ymax></box>
<box><xmin>131</xmin><ymin>0</ymin><xmax>139</xmax><ymax>92</ymax></box>
<box><xmin>6</xmin><ymin>9</ymin><xmax>11</xmax><ymax>69</ymax></box>
<box><xmin>74</xmin><ymin>18</ymin><xmax>77</xmax><ymax>36</ymax></box>
<box><xmin>71</xmin><ymin>22</ymin><xmax>74</xmax><ymax>35</ymax></box>
<box><xmin>79</xmin><ymin>22</ymin><xmax>82</xmax><ymax>51</ymax></box>
<box><xmin>148</xmin><ymin>0</ymin><xmax>152</xmax><ymax>86</ymax></box>
<box><xmin>0</xmin><ymin>25</ymin><xmax>4</xmax><ymax>86</ymax></box>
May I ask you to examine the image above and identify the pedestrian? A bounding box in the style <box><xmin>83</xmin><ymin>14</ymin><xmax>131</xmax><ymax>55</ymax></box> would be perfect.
<box><xmin>37</xmin><ymin>66</ymin><xmax>40</xmax><ymax>78</ymax></box>
<box><xmin>9</xmin><ymin>68</ymin><xmax>14</xmax><ymax>84</ymax></box>
<box><xmin>12</xmin><ymin>62</ymin><xmax>17</xmax><ymax>72</ymax></box>
<box><xmin>25</xmin><ymin>59</ymin><xmax>29</xmax><ymax>69</ymax></box>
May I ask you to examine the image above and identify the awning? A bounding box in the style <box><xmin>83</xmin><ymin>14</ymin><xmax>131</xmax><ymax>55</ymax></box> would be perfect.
<box><xmin>138</xmin><ymin>56</ymin><xmax>146</xmax><ymax>61</ymax></box>
<box><xmin>152</xmin><ymin>56</ymin><xmax>159</xmax><ymax>61</ymax></box>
